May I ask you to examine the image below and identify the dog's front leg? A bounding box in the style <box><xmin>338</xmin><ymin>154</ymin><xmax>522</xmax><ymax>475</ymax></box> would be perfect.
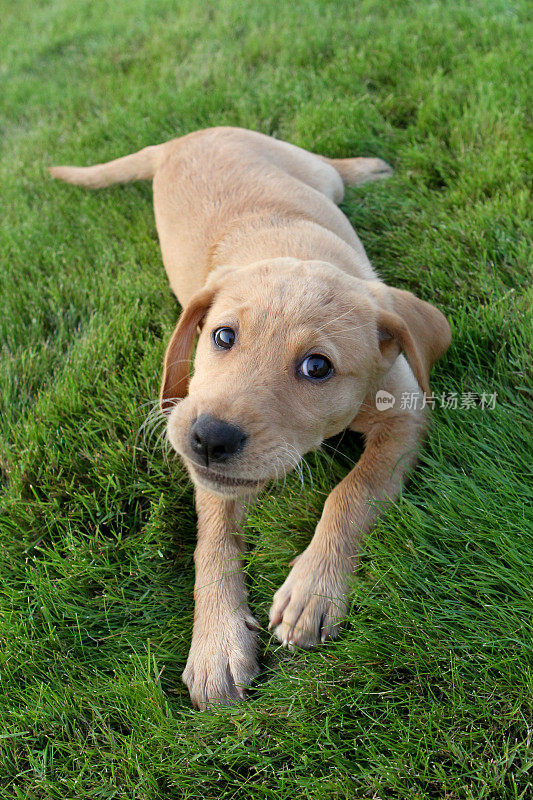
<box><xmin>270</xmin><ymin>404</ymin><xmax>427</xmax><ymax>648</ymax></box>
<box><xmin>182</xmin><ymin>488</ymin><xmax>260</xmax><ymax>708</ymax></box>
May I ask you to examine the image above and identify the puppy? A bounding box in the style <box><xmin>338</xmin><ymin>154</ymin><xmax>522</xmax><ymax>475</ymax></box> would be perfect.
<box><xmin>50</xmin><ymin>127</ymin><xmax>451</xmax><ymax>708</ymax></box>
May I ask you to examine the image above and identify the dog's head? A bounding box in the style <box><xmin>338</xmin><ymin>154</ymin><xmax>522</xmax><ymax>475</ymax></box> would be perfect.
<box><xmin>161</xmin><ymin>259</ymin><xmax>450</xmax><ymax>497</ymax></box>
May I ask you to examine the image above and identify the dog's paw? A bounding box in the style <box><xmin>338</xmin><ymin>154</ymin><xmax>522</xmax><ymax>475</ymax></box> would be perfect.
<box><xmin>268</xmin><ymin>548</ymin><xmax>350</xmax><ymax>649</ymax></box>
<box><xmin>362</xmin><ymin>157</ymin><xmax>394</xmax><ymax>181</ymax></box>
<box><xmin>182</xmin><ymin>611</ymin><xmax>260</xmax><ymax>709</ymax></box>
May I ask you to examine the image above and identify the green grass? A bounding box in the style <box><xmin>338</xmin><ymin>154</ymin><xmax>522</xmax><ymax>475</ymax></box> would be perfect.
<box><xmin>0</xmin><ymin>0</ymin><xmax>531</xmax><ymax>797</ymax></box>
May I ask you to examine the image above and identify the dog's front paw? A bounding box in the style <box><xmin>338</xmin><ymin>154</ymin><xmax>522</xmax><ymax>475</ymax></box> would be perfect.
<box><xmin>269</xmin><ymin>548</ymin><xmax>351</xmax><ymax>648</ymax></box>
<box><xmin>183</xmin><ymin>611</ymin><xmax>260</xmax><ymax>709</ymax></box>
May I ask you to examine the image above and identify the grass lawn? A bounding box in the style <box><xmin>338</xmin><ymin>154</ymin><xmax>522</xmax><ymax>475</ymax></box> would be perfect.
<box><xmin>1</xmin><ymin>0</ymin><xmax>531</xmax><ymax>797</ymax></box>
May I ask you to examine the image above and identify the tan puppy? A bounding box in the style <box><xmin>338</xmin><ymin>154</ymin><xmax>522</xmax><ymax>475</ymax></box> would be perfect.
<box><xmin>50</xmin><ymin>127</ymin><xmax>451</xmax><ymax>708</ymax></box>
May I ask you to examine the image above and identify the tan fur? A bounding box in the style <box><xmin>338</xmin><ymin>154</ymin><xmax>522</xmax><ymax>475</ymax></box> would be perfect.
<box><xmin>50</xmin><ymin>126</ymin><xmax>451</xmax><ymax>708</ymax></box>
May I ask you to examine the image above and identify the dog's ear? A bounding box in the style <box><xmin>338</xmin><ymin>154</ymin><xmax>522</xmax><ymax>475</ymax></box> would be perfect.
<box><xmin>373</xmin><ymin>286</ymin><xmax>451</xmax><ymax>395</ymax></box>
<box><xmin>160</xmin><ymin>287</ymin><xmax>215</xmax><ymax>412</ymax></box>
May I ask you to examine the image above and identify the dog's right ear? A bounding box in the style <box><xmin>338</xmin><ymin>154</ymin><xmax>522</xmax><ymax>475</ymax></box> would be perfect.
<box><xmin>159</xmin><ymin>287</ymin><xmax>215</xmax><ymax>413</ymax></box>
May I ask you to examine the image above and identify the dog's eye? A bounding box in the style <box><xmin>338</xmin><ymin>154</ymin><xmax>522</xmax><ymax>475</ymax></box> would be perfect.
<box><xmin>212</xmin><ymin>327</ymin><xmax>236</xmax><ymax>350</ymax></box>
<box><xmin>299</xmin><ymin>354</ymin><xmax>333</xmax><ymax>381</ymax></box>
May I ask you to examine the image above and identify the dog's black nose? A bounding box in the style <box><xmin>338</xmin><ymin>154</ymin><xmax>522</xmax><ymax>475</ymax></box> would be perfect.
<box><xmin>190</xmin><ymin>414</ymin><xmax>247</xmax><ymax>465</ymax></box>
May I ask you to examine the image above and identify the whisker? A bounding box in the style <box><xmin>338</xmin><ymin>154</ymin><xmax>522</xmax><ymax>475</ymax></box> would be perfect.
<box><xmin>320</xmin><ymin>436</ymin><xmax>360</xmax><ymax>469</ymax></box>
<box><xmin>312</xmin><ymin>305</ymin><xmax>376</xmax><ymax>335</ymax></box>
<box><xmin>134</xmin><ymin>396</ymin><xmax>182</xmax><ymax>469</ymax></box>
<box><xmin>300</xmin><ymin>455</ymin><xmax>314</xmax><ymax>489</ymax></box>
<box><xmin>281</xmin><ymin>441</ymin><xmax>305</xmax><ymax>496</ymax></box>
<box><xmin>279</xmin><ymin>457</ymin><xmax>288</xmax><ymax>492</ymax></box>
<box><xmin>163</xmin><ymin>358</ymin><xmax>194</xmax><ymax>371</ymax></box>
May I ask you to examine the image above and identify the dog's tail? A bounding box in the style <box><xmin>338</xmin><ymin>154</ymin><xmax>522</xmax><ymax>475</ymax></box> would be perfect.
<box><xmin>323</xmin><ymin>156</ymin><xmax>393</xmax><ymax>187</ymax></box>
<box><xmin>49</xmin><ymin>142</ymin><xmax>171</xmax><ymax>189</ymax></box>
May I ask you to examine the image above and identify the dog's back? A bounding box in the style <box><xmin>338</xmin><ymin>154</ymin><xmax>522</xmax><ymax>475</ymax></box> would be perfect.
<box><xmin>50</xmin><ymin>127</ymin><xmax>392</xmax><ymax>303</ymax></box>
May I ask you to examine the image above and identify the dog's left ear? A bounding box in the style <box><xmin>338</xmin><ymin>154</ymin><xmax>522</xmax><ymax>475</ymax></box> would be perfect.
<box><xmin>373</xmin><ymin>286</ymin><xmax>451</xmax><ymax>395</ymax></box>
<box><xmin>160</xmin><ymin>287</ymin><xmax>215</xmax><ymax>413</ymax></box>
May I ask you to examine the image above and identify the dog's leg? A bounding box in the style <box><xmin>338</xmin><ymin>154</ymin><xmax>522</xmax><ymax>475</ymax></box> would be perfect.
<box><xmin>182</xmin><ymin>488</ymin><xmax>260</xmax><ymax>708</ymax></box>
<box><xmin>270</xmin><ymin>378</ymin><xmax>427</xmax><ymax>648</ymax></box>
<box><xmin>49</xmin><ymin>143</ymin><xmax>171</xmax><ymax>188</ymax></box>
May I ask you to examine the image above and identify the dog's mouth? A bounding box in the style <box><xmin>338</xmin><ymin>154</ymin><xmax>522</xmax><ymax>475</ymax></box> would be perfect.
<box><xmin>190</xmin><ymin>463</ymin><xmax>264</xmax><ymax>490</ymax></box>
